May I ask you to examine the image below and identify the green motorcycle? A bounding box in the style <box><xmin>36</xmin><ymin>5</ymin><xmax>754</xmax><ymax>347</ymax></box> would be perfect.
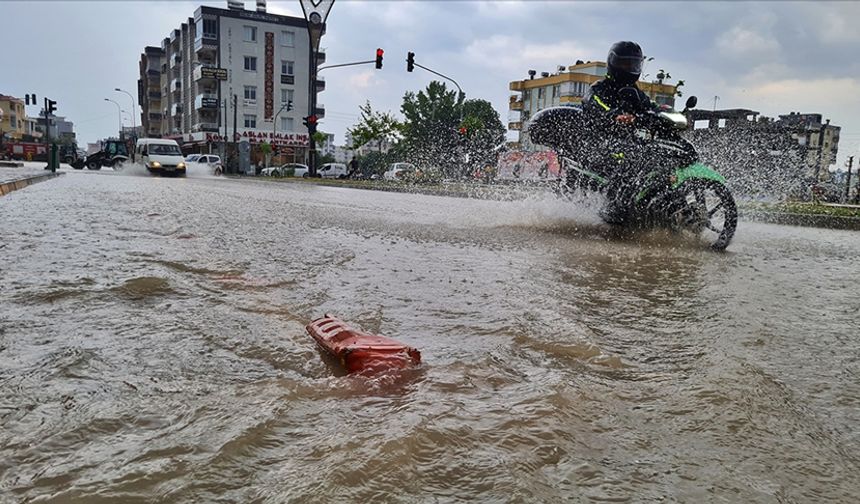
<box><xmin>527</xmin><ymin>95</ymin><xmax>737</xmax><ymax>251</ymax></box>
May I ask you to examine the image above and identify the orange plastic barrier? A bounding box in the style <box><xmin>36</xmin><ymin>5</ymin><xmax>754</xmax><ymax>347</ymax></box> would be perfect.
<box><xmin>306</xmin><ymin>314</ymin><xmax>421</xmax><ymax>375</ymax></box>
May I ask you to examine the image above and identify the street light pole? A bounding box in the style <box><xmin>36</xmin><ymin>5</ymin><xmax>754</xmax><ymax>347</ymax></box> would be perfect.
<box><xmin>300</xmin><ymin>0</ymin><xmax>335</xmax><ymax>177</ymax></box>
<box><xmin>104</xmin><ymin>98</ymin><xmax>122</xmax><ymax>140</ymax></box>
<box><xmin>115</xmin><ymin>88</ymin><xmax>137</xmax><ymax>140</ymax></box>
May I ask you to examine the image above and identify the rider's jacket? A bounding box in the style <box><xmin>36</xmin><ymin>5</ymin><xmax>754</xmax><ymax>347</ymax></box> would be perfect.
<box><xmin>582</xmin><ymin>76</ymin><xmax>658</xmax><ymax>132</ymax></box>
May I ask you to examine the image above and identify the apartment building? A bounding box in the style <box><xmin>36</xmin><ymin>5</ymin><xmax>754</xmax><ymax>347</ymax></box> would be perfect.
<box><xmin>685</xmin><ymin>109</ymin><xmax>842</xmax><ymax>198</ymax></box>
<box><xmin>0</xmin><ymin>94</ymin><xmax>26</xmax><ymax>141</ymax></box>
<box><xmin>137</xmin><ymin>0</ymin><xmax>325</xmax><ymax>163</ymax></box>
<box><xmin>508</xmin><ymin>61</ymin><xmax>677</xmax><ymax>148</ymax></box>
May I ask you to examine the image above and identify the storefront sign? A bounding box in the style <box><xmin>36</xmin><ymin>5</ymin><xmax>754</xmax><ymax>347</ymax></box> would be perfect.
<box><xmin>200</xmin><ymin>97</ymin><xmax>219</xmax><ymax>108</ymax></box>
<box><xmin>198</xmin><ymin>130</ymin><xmax>309</xmax><ymax>147</ymax></box>
<box><xmin>200</xmin><ymin>67</ymin><xmax>228</xmax><ymax>80</ymax></box>
<box><xmin>264</xmin><ymin>32</ymin><xmax>274</xmax><ymax>120</ymax></box>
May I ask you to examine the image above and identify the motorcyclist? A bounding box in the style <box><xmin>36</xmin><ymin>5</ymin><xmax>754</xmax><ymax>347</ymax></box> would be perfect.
<box><xmin>581</xmin><ymin>41</ymin><xmax>660</xmax><ymax>224</ymax></box>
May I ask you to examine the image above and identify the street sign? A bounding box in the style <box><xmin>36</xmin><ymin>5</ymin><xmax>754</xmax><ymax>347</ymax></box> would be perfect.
<box><xmin>201</xmin><ymin>67</ymin><xmax>228</xmax><ymax>80</ymax></box>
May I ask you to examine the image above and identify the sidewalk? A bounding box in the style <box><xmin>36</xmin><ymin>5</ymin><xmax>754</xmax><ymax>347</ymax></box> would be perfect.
<box><xmin>0</xmin><ymin>167</ymin><xmax>64</xmax><ymax>197</ymax></box>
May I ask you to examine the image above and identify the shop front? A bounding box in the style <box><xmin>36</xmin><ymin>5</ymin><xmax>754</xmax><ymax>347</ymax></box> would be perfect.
<box><xmin>183</xmin><ymin>129</ymin><xmax>310</xmax><ymax>168</ymax></box>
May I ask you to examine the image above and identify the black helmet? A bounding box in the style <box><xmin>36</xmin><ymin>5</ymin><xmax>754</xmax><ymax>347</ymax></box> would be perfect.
<box><xmin>607</xmin><ymin>41</ymin><xmax>644</xmax><ymax>85</ymax></box>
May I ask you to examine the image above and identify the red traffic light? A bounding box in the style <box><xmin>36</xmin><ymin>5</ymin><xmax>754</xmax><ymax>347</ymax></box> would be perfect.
<box><xmin>458</xmin><ymin>126</ymin><xmax>467</xmax><ymax>135</ymax></box>
<box><xmin>375</xmin><ymin>48</ymin><xmax>384</xmax><ymax>69</ymax></box>
<box><xmin>308</xmin><ymin>115</ymin><xmax>317</xmax><ymax>124</ymax></box>
<box><xmin>376</xmin><ymin>48</ymin><xmax>384</xmax><ymax>58</ymax></box>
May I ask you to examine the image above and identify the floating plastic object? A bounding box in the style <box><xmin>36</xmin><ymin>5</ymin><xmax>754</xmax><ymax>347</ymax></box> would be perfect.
<box><xmin>306</xmin><ymin>314</ymin><xmax>421</xmax><ymax>375</ymax></box>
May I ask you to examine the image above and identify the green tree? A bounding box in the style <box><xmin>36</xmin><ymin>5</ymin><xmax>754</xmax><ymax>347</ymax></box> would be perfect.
<box><xmin>346</xmin><ymin>101</ymin><xmax>402</xmax><ymax>150</ymax></box>
<box><xmin>400</xmin><ymin>81</ymin><xmax>465</xmax><ymax>177</ymax></box>
<box><xmin>458</xmin><ymin>99</ymin><xmax>505</xmax><ymax>178</ymax></box>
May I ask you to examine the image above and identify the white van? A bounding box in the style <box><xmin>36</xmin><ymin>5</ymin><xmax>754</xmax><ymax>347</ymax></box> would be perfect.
<box><xmin>136</xmin><ymin>138</ymin><xmax>186</xmax><ymax>176</ymax></box>
<box><xmin>318</xmin><ymin>162</ymin><xmax>348</xmax><ymax>179</ymax></box>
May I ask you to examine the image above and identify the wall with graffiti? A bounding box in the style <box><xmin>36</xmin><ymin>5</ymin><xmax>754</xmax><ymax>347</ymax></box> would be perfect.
<box><xmin>495</xmin><ymin>150</ymin><xmax>562</xmax><ymax>181</ymax></box>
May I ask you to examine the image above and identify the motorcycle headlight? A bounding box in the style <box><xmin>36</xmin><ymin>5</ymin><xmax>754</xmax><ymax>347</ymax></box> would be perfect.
<box><xmin>177</xmin><ymin>162</ymin><xmax>186</xmax><ymax>169</ymax></box>
<box><xmin>150</xmin><ymin>161</ymin><xmax>161</xmax><ymax>168</ymax></box>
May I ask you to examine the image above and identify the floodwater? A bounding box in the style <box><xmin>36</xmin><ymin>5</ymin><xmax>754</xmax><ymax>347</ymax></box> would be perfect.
<box><xmin>2</xmin><ymin>170</ymin><xmax>859</xmax><ymax>503</ymax></box>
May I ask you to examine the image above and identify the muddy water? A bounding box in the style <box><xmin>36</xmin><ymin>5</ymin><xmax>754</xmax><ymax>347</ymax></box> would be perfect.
<box><xmin>1</xmin><ymin>171</ymin><xmax>859</xmax><ymax>503</ymax></box>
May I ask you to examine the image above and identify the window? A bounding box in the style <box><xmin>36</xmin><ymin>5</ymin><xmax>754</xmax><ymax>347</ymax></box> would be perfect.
<box><xmin>281</xmin><ymin>60</ymin><xmax>294</xmax><ymax>75</ymax></box>
<box><xmin>201</xmin><ymin>18</ymin><xmax>217</xmax><ymax>39</ymax></box>
<box><xmin>243</xmin><ymin>26</ymin><xmax>257</xmax><ymax>42</ymax></box>
<box><xmin>552</xmin><ymin>85</ymin><xmax>560</xmax><ymax>99</ymax></box>
<box><xmin>280</xmin><ymin>30</ymin><xmax>294</xmax><ymax>47</ymax></box>
<box><xmin>280</xmin><ymin>117</ymin><xmax>293</xmax><ymax>131</ymax></box>
<box><xmin>244</xmin><ymin>85</ymin><xmax>257</xmax><ymax>102</ymax></box>
<box><xmin>244</xmin><ymin>114</ymin><xmax>256</xmax><ymax>128</ymax></box>
<box><xmin>280</xmin><ymin>88</ymin><xmax>294</xmax><ymax>104</ymax></box>
<box><xmin>10</xmin><ymin>116</ymin><xmax>17</xmax><ymax>129</ymax></box>
<box><xmin>244</xmin><ymin>56</ymin><xmax>257</xmax><ymax>72</ymax></box>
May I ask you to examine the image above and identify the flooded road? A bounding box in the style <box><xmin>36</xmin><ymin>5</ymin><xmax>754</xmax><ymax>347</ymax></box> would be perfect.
<box><xmin>2</xmin><ymin>170</ymin><xmax>859</xmax><ymax>503</ymax></box>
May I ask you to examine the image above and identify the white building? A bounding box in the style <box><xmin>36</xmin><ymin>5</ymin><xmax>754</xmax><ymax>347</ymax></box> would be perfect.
<box><xmin>138</xmin><ymin>0</ymin><xmax>326</xmax><ymax>164</ymax></box>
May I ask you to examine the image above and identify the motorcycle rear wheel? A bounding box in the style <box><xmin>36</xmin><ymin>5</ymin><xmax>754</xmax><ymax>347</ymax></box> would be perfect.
<box><xmin>675</xmin><ymin>179</ymin><xmax>737</xmax><ymax>251</ymax></box>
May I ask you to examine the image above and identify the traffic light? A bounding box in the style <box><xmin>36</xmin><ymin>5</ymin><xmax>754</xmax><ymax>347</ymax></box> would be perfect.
<box><xmin>25</xmin><ymin>93</ymin><xmax>36</xmax><ymax>105</ymax></box>
<box><xmin>375</xmin><ymin>48</ymin><xmax>384</xmax><ymax>69</ymax></box>
<box><xmin>303</xmin><ymin>115</ymin><xmax>318</xmax><ymax>134</ymax></box>
<box><xmin>407</xmin><ymin>52</ymin><xmax>415</xmax><ymax>72</ymax></box>
<box><xmin>47</xmin><ymin>99</ymin><xmax>57</xmax><ymax>115</ymax></box>
<box><xmin>458</xmin><ymin>126</ymin><xmax>467</xmax><ymax>136</ymax></box>
<box><xmin>287</xmin><ymin>99</ymin><xmax>293</xmax><ymax>111</ymax></box>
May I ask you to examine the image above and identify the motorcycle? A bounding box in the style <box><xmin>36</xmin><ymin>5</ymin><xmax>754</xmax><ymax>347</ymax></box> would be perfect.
<box><xmin>527</xmin><ymin>94</ymin><xmax>737</xmax><ymax>251</ymax></box>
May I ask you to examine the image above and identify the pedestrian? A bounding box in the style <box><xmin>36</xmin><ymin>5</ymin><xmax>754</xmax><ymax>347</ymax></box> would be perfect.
<box><xmin>348</xmin><ymin>157</ymin><xmax>359</xmax><ymax>179</ymax></box>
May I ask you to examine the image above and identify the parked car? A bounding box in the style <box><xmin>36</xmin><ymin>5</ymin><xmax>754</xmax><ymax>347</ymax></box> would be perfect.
<box><xmin>260</xmin><ymin>165</ymin><xmax>282</xmax><ymax>177</ymax></box>
<box><xmin>285</xmin><ymin>163</ymin><xmax>310</xmax><ymax>178</ymax></box>
<box><xmin>383</xmin><ymin>162</ymin><xmax>417</xmax><ymax>181</ymax></box>
<box><xmin>318</xmin><ymin>162</ymin><xmax>349</xmax><ymax>179</ymax></box>
<box><xmin>185</xmin><ymin>154</ymin><xmax>201</xmax><ymax>163</ymax></box>
<box><xmin>260</xmin><ymin>163</ymin><xmax>309</xmax><ymax>177</ymax></box>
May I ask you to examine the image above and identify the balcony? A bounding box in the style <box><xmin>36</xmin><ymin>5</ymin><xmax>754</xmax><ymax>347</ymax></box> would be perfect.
<box><xmin>510</xmin><ymin>81</ymin><xmax>525</xmax><ymax>91</ymax></box>
<box><xmin>195</xmin><ymin>93</ymin><xmax>219</xmax><ymax>110</ymax></box>
<box><xmin>315</xmin><ymin>106</ymin><xmax>325</xmax><ymax>118</ymax></box>
<box><xmin>194</xmin><ymin>37</ymin><xmax>218</xmax><ymax>55</ymax></box>
<box><xmin>508</xmin><ymin>121</ymin><xmax>523</xmax><ymax>130</ymax></box>
<box><xmin>315</xmin><ymin>76</ymin><xmax>325</xmax><ymax>92</ymax></box>
<box><xmin>315</xmin><ymin>49</ymin><xmax>326</xmax><ymax>64</ymax></box>
<box><xmin>170</xmin><ymin>79</ymin><xmax>181</xmax><ymax>94</ymax></box>
<box><xmin>509</xmin><ymin>99</ymin><xmax>523</xmax><ymax>111</ymax></box>
<box><xmin>148</xmin><ymin>113</ymin><xmax>163</xmax><ymax>121</ymax></box>
<box><xmin>148</xmin><ymin>90</ymin><xmax>161</xmax><ymax>99</ymax></box>
<box><xmin>171</xmin><ymin>53</ymin><xmax>182</xmax><ymax>67</ymax></box>
<box><xmin>171</xmin><ymin>103</ymin><xmax>183</xmax><ymax>116</ymax></box>
<box><xmin>147</xmin><ymin>69</ymin><xmax>160</xmax><ymax>78</ymax></box>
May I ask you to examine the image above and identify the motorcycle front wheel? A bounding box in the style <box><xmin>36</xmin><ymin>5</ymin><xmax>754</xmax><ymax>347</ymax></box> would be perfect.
<box><xmin>674</xmin><ymin>179</ymin><xmax>737</xmax><ymax>251</ymax></box>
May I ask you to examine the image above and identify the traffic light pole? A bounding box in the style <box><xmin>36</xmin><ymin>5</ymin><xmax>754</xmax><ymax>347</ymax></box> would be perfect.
<box><xmin>43</xmin><ymin>98</ymin><xmax>50</xmax><ymax>170</ymax></box>
<box><xmin>412</xmin><ymin>62</ymin><xmax>464</xmax><ymax>121</ymax></box>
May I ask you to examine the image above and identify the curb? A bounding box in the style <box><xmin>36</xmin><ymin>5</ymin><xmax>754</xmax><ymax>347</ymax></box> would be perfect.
<box><xmin>0</xmin><ymin>172</ymin><xmax>64</xmax><ymax>197</ymax></box>
<box><xmin>739</xmin><ymin>210</ymin><xmax>860</xmax><ymax>231</ymax></box>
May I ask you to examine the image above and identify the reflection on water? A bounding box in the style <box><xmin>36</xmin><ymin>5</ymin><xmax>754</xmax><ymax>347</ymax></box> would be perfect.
<box><xmin>1</xmin><ymin>172</ymin><xmax>859</xmax><ymax>502</ymax></box>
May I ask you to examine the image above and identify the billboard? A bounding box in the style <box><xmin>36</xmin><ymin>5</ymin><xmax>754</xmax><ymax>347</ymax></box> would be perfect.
<box><xmin>496</xmin><ymin>150</ymin><xmax>562</xmax><ymax>181</ymax></box>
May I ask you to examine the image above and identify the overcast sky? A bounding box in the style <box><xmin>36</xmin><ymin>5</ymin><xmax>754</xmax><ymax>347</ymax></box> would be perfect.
<box><xmin>2</xmin><ymin>0</ymin><xmax>858</xmax><ymax>170</ymax></box>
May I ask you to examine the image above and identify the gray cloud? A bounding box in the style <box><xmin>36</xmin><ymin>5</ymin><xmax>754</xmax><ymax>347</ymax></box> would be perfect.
<box><xmin>1</xmin><ymin>1</ymin><xmax>856</xmax><ymax>167</ymax></box>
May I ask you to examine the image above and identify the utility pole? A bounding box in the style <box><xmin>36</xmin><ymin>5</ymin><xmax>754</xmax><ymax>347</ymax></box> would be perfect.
<box><xmin>232</xmin><ymin>94</ymin><xmax>238</xmax><ymax>175</ymax></box>
<box><xmin>845</xmin><ymin>155</ymin><xmax>854</xmax><ymax>203</ymax></box>
<box><xmin>815</xmin><ymin>119</ymin><xmax>829</xmax><ymax>182</ymax></box>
